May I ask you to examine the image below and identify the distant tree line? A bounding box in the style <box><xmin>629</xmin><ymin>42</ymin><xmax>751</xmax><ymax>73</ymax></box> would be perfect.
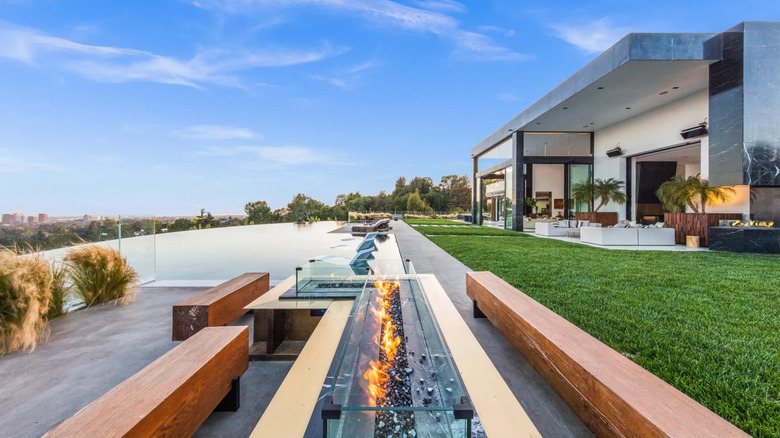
<box><xmin>0</xmin><ymin>174</ymin><xmax>471</xmax><ymax>251</ymax></box>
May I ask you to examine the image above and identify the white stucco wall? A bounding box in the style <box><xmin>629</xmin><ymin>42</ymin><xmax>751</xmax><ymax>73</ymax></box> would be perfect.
<box><xmin>591</xmin><ymin>90</ymin><xmax>749</xmax><ymax>220</ymax></box>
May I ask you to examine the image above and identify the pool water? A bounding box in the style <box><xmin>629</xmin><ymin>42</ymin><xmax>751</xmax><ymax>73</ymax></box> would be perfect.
<box><xmin>42</xmin><ymin>222</ymin><xmax>402</xmax><ymax>286</ymax></box>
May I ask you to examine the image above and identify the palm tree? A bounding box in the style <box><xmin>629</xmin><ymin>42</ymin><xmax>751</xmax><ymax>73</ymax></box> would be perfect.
<box><xmin>571</xmin><ymin>178</ymin><xmax>627</xmax><ymax>212</ymax></box>
<box><xmin>692</xmin><ymin>178</ymin><xmax>735</xmax><ymax>213</ymax></box>
<box><xmin>593</xmin><ymin>178</ymin><xmax>627</xmax><ymax>212</ymax></box>
<box><xmin>571</xmin><ymin>180</ymin><xmax>596</xmax><ymax>211</ymax></box>
<box><xmin>656</xmin><ymin>175</ymin><xmax>692</xmax><ymax>212</ymax></box>
<box><xmin>656</xmin><ymin>175</ymin><xmax>735</xmax><ymax>213</ymax></box>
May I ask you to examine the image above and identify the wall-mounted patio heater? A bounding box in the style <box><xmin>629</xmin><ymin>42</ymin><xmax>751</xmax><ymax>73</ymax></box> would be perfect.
<box><xmin>680</xmin><ymin>123</ymin><xmax>708</xmax><ymax>139</ymax></box>
<box><xmin>606</xmin><ymin>146</ymin><xmax>623</xmax><ymax>158</ymax></box>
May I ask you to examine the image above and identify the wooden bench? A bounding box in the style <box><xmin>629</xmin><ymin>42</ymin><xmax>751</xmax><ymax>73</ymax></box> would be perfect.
<box><xmin>466</xmin><ymin>271</ymin><xmax>749</xmax><ymax>438</ymax></box>
<box><xmin>244</xmin><ymin>275</ymin><xmax>335</xmax><ymax>361</ymax></box>
<box><xmin>44</xmin><ymin>326</ymin><xmax>249</xmax><ymax>438</ymax></box>
<box><xmin>249</xmin><ymin>300</ymin><xmax>353</xmax><ymax>438</ymax></box>
<box><xmin>173</xmin><ymin>272</ymin><xmax>269</xmax><ymax>341</ymax></box>
<box><xmin>419</xmin><ymin>274</ymin><xmax>541</xmax><ymax>438</ymax></box>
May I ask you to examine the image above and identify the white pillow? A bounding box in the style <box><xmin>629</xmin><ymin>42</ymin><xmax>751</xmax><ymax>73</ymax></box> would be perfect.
<box><xmin>613</xmin><ymin>223</ymin><xmax>627</xmax><ymax>228</ymax></box>
<box><xmin>656</xmin><ymin>222</ymin><xmax>665</xmax><ymax>228</ymax></box>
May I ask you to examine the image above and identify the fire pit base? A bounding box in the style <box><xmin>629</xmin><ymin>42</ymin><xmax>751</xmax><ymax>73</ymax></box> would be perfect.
<box><xmin>709</xmin><ymin>226</ymin><xmax>780</xmax><ymax>254</ymax></box>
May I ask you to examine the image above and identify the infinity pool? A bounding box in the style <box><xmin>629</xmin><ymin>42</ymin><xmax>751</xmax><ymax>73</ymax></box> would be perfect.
<box><xmin>42</xmin><ymin>222</ymin><xmax>401</xmax><ymax>286</ymax></box>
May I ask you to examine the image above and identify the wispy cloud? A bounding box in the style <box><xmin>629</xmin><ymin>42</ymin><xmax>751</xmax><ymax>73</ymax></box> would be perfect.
<box><xmin>0</xmin><ymin>148</ymin><xmax>61</xmax><ymax>173</ymax></box>
<box><xmin>173</xmin><ymin>125</ymin><xmax>259</xmax><ymax>140</ymax></box>
<box><xmin>308</xmin><ymin>59</ymin><xmax>378</xmax><ymax>89</ymax></box>
<box><xmin>479</xmin><ymin>25</ymin><xmax>515</xmax><ymax>38</ymax></box>
<box><xmin>309</xmin><ymin>74</ymin><xmax>348</xmax><ymax>88</ymax></box>
<box><xmin>195</xmin><ymin>145</ymin><xmax>352</xmax><ymax>165</ymax></box>
<box><xmin>192</xmin><ymin>0</ymin><xmax>527</xmax><ymax>62</ymax></box>
<box><xmin>551</xmin><ymin>18</ymin><xmax>629</xmax><ymax>53</ymax></box>
<box><xmin>0</xmin><ymin>22</ymin><xmax>348</xmax><ymax>88</ymax></box>
<box><xmin>348</xmin><ymin>59</ymin><xmax>379</xmax><ymax>73</ymax></box>
<box><xmin>411</xmin><ymin>0</ymin><xmax>465</xmax><ymax>13</ymax></box>
<box><xmin>496</xmin><ymin>91</ymin><xmax>520</xmax><ymax>101</ymax></box>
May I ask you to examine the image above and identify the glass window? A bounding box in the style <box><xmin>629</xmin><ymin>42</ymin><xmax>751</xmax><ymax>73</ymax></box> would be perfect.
<box><xmin>477</xmin><ymin>137</ymin><xmax>512</xmax><ymax>171</ymax></box>
<box><xmin>505</xmin><ymin>166</ymin><xmax>513</xmax><ymax>229</ymax></box>
<box><xmin>524</xmin><ymin>133</ymin><xmax>591</xmax><ymax>157</ymax></box>
<box><xmin>569</xmin><ymin>164</ymin><xmax>592</xmax><ymax>214</ymax></box>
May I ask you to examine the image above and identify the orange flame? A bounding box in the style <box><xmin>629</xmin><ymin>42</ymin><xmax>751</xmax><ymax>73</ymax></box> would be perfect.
<box><xmin>362</xmin><ymin>360</ymin><xmax>389</xmax><ymax>407</ymax></box>
<box><xmin>732</xmin><ymin>220</ymin><xmax>775</xmax><ymax>227</ymax></box>
<box><xmin>364</xmin><ymin>279</ymin><xmax>402</xmax><ymax>407</ymax></box>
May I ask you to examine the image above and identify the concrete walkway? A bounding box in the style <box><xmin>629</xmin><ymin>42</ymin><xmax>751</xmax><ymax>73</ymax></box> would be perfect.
<box><xmin>0</xmin><ymin>287</ymin><xmax>290</xmax><ymax>438</ymax></box>
<box><xmin>393</xmin><ymin>220</ymin><xmax>592</xmax><ymax>437</ymax></box>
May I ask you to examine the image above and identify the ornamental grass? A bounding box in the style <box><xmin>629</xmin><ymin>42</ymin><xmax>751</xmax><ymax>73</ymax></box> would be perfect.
<box><xmin>65</xmin><ymin>245</ymin><xmax>138</xmax><ymax>308</ymax></box>
<box><xmin>45</xmin><ymin>262</ymin><xmax>69</xmax><ymax>320</ymax></box>
<box><xmin>0</xmin><ymin>248</ymin><xmax>52</xmax><ymax>355</ymax></box>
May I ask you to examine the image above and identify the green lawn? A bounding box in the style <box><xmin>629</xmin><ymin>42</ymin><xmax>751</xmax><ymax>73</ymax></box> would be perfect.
<box><xmin>402</xmin><ymin>218</ymin><xmax>470</xmax><ymax>225</ymax></box>
<box><xmin>417</xmin><ymin>230</ymin><xmax>779</xmax><ymax>437</ymax></box>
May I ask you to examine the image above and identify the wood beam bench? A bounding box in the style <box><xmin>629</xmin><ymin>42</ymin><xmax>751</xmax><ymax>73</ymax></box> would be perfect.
<box><xmin>419</xmin><ymin>274</ymin><xmax>541</xmax><ymax>438</ymax></box>
<box><xmin>173</xmin><ymin>272</ymin><xmax>269</xmax><ymax>341</ymax></box>
<box><xmin>44</xmin><ymin>326</ymin><xmax>249</xmax><ymax>438</ymax></box>
<box><xmin>244</xmin><ymin>275</ymin><xmax>335</xmax><ymax>360</ymax></box>
<box><xmin>249</xmin><ymin>300</ymin><xmax>353</xmax><ymax>438</ymax></box>
<box><xmin>466</xmin><ymin>271</ymin><xmax>749</xmax><ymax>438</ymax></box>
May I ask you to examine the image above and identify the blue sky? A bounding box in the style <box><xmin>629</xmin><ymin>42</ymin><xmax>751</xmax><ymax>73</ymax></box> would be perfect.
<box><xmin>1</xmin><ymin>0</ymin><xmax>778</xmax><ymax>216</ymax></box>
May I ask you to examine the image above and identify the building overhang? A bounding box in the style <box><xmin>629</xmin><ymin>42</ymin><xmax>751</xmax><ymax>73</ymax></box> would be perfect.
<box><xmin>472</xmin><ymin>32</ymin><xmax>721</xmax><ymax>158</ymax></box>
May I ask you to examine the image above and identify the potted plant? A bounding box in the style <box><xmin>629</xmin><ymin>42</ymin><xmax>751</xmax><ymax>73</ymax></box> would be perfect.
<box><xmin>525</xmin><ymin>197</ymin><xmax>538</xmax><ymax>217</ymax></box>
<box><xmin>656</xmin><ymin>175</ymin><xmax>735</xmax><ymax>213</ymax></box>
<box><xmin>656</xmin><ymin>175</ymin><xmax>738</xmax><ymax>245</ymax></box>
<box><xmin>571</xmin><ymin>178</ymin><xmax>626</xmax><ymax>226</ymax></box>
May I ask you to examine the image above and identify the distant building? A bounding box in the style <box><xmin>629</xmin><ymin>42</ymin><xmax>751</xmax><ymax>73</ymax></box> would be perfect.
<box><xmin>13</xmin><ymin>213</ymin><xmax>24</xmax><ymax>225</ymax></box>
<box><xmin>1</xmin><ymin>214</ymin><xmax>12</xmax><ymax>225</ymax></box>
<box><xmin>38</xmin><ymin>213</ymin><xmax>48</xmax><ymax>223</ymax></box>
<box><xmin>27</xmin><ymin>216</ymin><xmax>37</xmax><ymax>225</ymax></box>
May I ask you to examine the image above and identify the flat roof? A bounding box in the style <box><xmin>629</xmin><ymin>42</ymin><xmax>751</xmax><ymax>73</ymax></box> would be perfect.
<box><xmin>471</xmin><ymin>32</ymin><xmax>721</xmax><ymax>157</ymax></box>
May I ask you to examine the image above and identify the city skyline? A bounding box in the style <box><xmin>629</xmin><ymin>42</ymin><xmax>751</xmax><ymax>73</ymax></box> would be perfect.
<box><xmin>2</xmin><ymin>1</ymin><xmax>779</xmax><ymax>215</ymax></box>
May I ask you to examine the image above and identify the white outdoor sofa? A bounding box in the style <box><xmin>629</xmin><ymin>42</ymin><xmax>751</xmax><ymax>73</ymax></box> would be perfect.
<box><xmin>535</xmin><ymin>220</ymin><xmax>601</xmax><ymax>236</ymax></box>
<box><xmin>581</xmin><ymin>227</ymin><xmax>675</xmax><ymax>246</ymax></box>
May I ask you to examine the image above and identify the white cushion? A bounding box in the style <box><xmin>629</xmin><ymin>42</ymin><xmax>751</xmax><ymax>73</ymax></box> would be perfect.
<box><xmin>637</xmin><ymin>228</ymin><xmax>676</xmax><ymax>245</ymax></box>
<box><xmin>581</xmin><ymin>227</ymin><xmax>639</xmax><ymax>245</ymax></box>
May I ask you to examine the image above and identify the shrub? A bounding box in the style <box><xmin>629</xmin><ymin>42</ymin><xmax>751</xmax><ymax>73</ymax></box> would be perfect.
<box><xmin>0</xmin><ymin>249</ymin><xmax>52</xmax><ymax>355</ymax></box>
<box><xmin>45</xmin><ymin>262</ymin><xmax>69</xmax><ymax>320</ymax></box>
<box><xmin>65</xmin><ymin>245</ymin><xmax>138</xmax><ymax>307</ymax></box>
<box><xmin>402</xmin><ymin>213</ymin><xmax>460</xmax><ymax>219</ymax></box>
<box><xmin>348</xmin><ymin>212</ymin><xmax>392</xmax><ymax>221</ymax></box>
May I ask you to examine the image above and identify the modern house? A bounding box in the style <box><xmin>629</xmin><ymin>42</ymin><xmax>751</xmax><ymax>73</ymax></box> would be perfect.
<box><xmin>471</xmin><ymin>22</ymin><xmax>780</xmax><ymax>232</ymax></box>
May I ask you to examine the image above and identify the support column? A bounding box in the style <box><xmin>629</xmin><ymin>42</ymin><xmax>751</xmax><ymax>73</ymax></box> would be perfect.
<box><xmin>471</xmin><ymin>156</ymin><xmax>478</xmax><ymax>224</ymax></box>
<box><xmin>625</xmin><ymin>157</ymin><xmax>633</xmax><ymax>221</ymax></box>
<box><xmin>510</xmin><ymin>131</ymin><xmax>524</xmax><ymax>231</ymax></box>
<box><xmin>563</xmin><ymin>164</ymin><xmax>570</xmax><ymax>219</ymax></box>
<box><xmin>475</xmin><ymin>177</ymin><xmax>483</xmax><ymax>225</ymax></box>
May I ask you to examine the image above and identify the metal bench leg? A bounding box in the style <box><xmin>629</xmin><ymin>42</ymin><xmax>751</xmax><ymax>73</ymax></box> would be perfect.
<box><xmin>473</xmin><ymin>300</ymin><xmax>486</xmax><ymax>319</ymax></box>
<box><xmin>215</xmin><ymin>377</ymin><xmax>241</xmax><ymax>412</ymax></box>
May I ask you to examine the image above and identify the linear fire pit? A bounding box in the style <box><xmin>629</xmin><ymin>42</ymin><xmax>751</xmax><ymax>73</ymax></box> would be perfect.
<box><xmin>322</xmin><ymin>276</ymin><xmax>474</xmax><ymax>438</ymax></box>
<box><xmin>709</xmin><ymin>225</ymin><xmax>780</xmax><ymax>254</ymax></box>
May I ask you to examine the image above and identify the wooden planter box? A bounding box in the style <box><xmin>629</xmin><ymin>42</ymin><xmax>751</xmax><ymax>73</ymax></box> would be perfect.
<box><xmin>575</xmin><ymin>212</ymin><xmax>619</xmax><ymax>227</ymax></box>
<box><xmin>663</xmin><ymin>213</ymin><xmax>742</xmax><ymax>247</ymax></box>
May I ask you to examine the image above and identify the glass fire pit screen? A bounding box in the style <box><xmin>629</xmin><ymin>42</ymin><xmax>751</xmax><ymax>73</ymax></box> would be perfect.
<box><xmin>294</xmin><ymin>259</ymin><xmax>414</xmax><ymax>299</ymax></box>
<box><xmin>323</xmin><ymin>276</ymin><xmax>473</xmax><ymax>437</ymax></box>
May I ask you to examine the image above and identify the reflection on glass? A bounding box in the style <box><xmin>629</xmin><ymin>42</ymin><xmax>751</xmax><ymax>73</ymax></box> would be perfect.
<box><xmin>524</xmin><ymin>133</ymin><xmax>591</xmax><ymax>157</ymax></box>
<box><xmin>569</xmin><ymin>164</ymin><xmax>592</xmax><ymax>214</ymax></box>
<box><xmin>505</xmin><ymin>166</ymin><xmax>513</xmax><ymax>229</ymax></box>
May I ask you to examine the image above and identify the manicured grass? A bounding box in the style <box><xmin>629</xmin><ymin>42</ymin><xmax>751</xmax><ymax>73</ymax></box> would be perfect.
<box><xmin>412</xmin><ymin>225</ymin><xmax>525</xmax><ymax>237</ymax></box>
<box><xmin>420</xmin><ymin>232</ymin><xmax>779</xmax><ymax>437</ymax></box>
<box><xmin>403</xmin><ymin>218</ymin><xmax>469</xmax><ymax>225</ymax></box>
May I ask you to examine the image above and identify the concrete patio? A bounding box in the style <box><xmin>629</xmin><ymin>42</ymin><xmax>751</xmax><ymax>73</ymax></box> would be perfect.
<box><xmin>0</xmin><ymin>221</ymin><xmax>592</xmax><ymax>437</ymax></box>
